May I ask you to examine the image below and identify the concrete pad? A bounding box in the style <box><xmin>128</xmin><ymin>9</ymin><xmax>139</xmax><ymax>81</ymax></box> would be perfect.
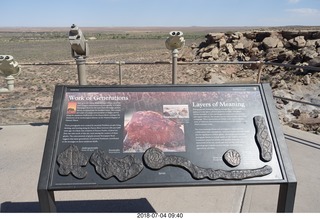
<box><xmin>241</xmin><ymin>126</ymin><xmax>320</xmax><ymax>213</ymax></box>
<box><xmin>53</xmin><ymin>186</ymin><xmax>246</xmax><ymax>213</ymax></box>
<box><xmin>0</xmin><ymin>124</ymin><xmax>246</xmax><ymax>213</ymax></box>
<box><xmin>241</xmin><ymin>185</ymin><xmax>279</xmax><ymax>212</ymax></box>
<box><xmin>0</xmin><ymin>124</ymin><xmax>47</xmax><ymax>203</ymax></box>
<box><xmin>283</xmin><ymin>127</ymin><xmax>320</xmax><ymax>213</ymax></box>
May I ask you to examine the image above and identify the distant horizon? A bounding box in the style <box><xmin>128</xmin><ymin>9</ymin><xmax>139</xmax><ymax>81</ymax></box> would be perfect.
<box><xmin>1</xmin><ymin>25</ymin><xmax>319</xmax><ymax>32</ymax></box>
<box><xmin>1</xmin><ymin>24</ymin><xmax>319</xmax><ymax>28</ymax></box>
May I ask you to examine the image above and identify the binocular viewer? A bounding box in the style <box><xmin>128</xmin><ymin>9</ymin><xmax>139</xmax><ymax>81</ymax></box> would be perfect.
<box><xmin>165</xmin><ymin>31</ymin><xmax>185</xmax><ymax>50</ymax></box>
<box><xmin>0</xmin><ymin>55</ymin><xmax>21</xmax><ymax>77</ymax></box>
<box><xmin>69</xmin><ymin>24</ymin><xmax>89</xmax><ymax>58</ymax></box>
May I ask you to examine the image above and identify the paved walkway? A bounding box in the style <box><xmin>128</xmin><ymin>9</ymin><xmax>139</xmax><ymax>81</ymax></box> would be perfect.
<box><xmin>0</xmin><ymin>124</ymin><xmax>319</xmax><ymax>212</ymax></box>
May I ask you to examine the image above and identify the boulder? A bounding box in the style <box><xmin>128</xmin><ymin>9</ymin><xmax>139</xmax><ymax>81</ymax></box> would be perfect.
<box><xmin>219</xmin><ymin>51</ymin><xmax>229</xmax><ymax>61</ymax></box>
<box><xmin>178</xmin><ymin>47</ymin><xmax>195</xmax><ymax>62</ymax></box>
<box><xmin>206</xmin><ymin>33</ymin><xmax>225</xmax><ymax>44</ymax></box>
<box><xmin>282</xmin><ymin>30</ymin><xmax>313</xmax><ymax>40</ymax></box>
<box><xmin>231</xmin><ymin>32</ymin><xmax>243</xmax><ymax>40</ymax></box>
<box><xmin>234</xmin><ymin>42</ymin><xmax>244</xmax><ymax>50</ymax></box>
<box><xmin>301</xmin><ymin>47</ymin><xmax>318</xmax><ymax>60</ymax></box>
<box><xmin>201</xmin><ymin>47</ymin><xmax>219</xmax><ymax>59</ymax></box>
<box><xmin>311</xmin><ymin>31</ymin><xmax>320</xmax><ymax>39</ymax></box>
<box><xmin>316</xmin><ymin>40</ymin><xmax>320</xmax><ymax>47</ymax></box>
<box><xmin>211</xmin><ymin>47</ymin><xmax>220</xmax><ymax>59</ymax></box>
<box><xmin>219</xmin><ymin>38</ymin><xmax>227</xmax><ymax>48</ymax></box>
<box><xmin>255</xmin><ymin>31</ymin><xmax>272</xmax><ymax>42</ymax></box>
<box><xmin>291</xmin><ymin>53</ymin><xmax>304</xmax><ymax>64</ymax></box>
<box><xmin>226</xmin><ymin>43</ymin><xmax>235</xmax><ymax>55</ymax></box>
<box><xmin>239</xmin><ymin>37</ymin><xmax>254</xmax><ymax>51</ymax></box>
<box><xmin>305</xmin><ymin>39</ymin><xmax>320</xmax><ymax>47</ymax></box>
<box><xmin>203</xmin><ymin>44</ymin><xmax>217</xmax><ymax>52</ymax></box>
<box><xmin>281</xmin><ymin>30</ymin><xmax>300</xmax><ymax>40</ymax></box>
<box><xmin>301</xmin><ymin>74</ymin><xmax>311</xmax><ymax>85</ymax></box>
<box><xmin>262</xmin><ymin>36</ymin><xmax>282</xmax><ymax>49</ymax></box>
<box><xmin>277</xmin><ymin>50</ymin><xmax>294</xmax><ymax>62</ymax></box>
<box><xmin>265</xmin><ymin>48</ymin><xmax>286</xmax><ymax>61</ymax></box>
<box><xmin>291</xmin><ymin>123</ymin><xmax>304</xmax><ymax>129</ymax></box>
<box><xmin>289</xmin><ymin>36</ymin><xmax>306</xmax><ymax>48</ymax></box>
<box><xmin>244</xmin><ymin>31</ymin><xmax>257</xmax><ymax>40</ymax></box>
<box><xmin>308</xmin><ymin>56</ymin><xmax>320</xmax><ymax>67</ymax></box>
<box><xmin>190</xmin><ymin>43</ymin><xmax>198</xmax><ymax>49</ymax></box>
<box><xmin>201</xmin><ymin>52</ymin><xmax>212</xmax><ymax>59</ymax></box>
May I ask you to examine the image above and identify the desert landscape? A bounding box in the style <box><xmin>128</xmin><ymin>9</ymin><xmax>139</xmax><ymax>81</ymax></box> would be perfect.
<box><xmin>0</xmin><ymin>26</ymin><xmax>319</xmax><ymax>134</ymax></box>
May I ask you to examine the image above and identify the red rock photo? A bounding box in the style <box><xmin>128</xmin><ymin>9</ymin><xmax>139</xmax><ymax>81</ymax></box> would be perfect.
<box><xmin>123</xmin><ymin>111</ymin><xmax>185</xmax><ymax>152</ymax></box>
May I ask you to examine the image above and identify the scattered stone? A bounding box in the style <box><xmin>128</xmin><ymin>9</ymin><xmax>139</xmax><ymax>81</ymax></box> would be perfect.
<box><xmin>283</xmin><ymin>116</ymin><xmax>290</xmax><ymax>123</ymax></box>
<box><xmin>292</xmin><ymin>109</ymin><xmax>301</xmax><ymax>117</ymax></box>
<box><xmin>278</xmin><ymin>79</ymin><xmax>288</xmax><ymax>89</ymax></box>
<box><xmin>301</xmin><ymin>74</ymin><xmax>311</xmax><ymax>85</ymax></box>
<box><xmin>291</xmin><ymin>123</ymin><xmax>303</xmax><ymax>129</ymax></box>
<box><xmin>203</xmin><ymin>72</ymin><xmax>212</xmax><ymax>82</ymax></box>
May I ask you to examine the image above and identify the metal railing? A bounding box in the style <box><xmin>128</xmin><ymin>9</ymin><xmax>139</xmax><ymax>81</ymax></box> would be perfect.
<box><xmin>1</xmin><ymin>60</ymin><xmax>319</xmax><ymax>123</ymax></box>
<box><xmin>18</xmin><ymin>59</ymin><xmax>320</xmax><ymax>86</ymax></box>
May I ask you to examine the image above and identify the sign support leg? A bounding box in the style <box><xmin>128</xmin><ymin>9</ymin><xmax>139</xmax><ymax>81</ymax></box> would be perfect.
<box><xmin>277</xmin><ymin>182</ymin><xmax>297</xmax><ymax>212</ymax></box>
<box><xmin>38</xmin><ymin>189</ymin><xmax>57</xmax><ymax>212</ymax></box>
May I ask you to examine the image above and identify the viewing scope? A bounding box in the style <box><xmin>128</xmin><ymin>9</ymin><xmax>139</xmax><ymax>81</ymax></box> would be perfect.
<box><xmin>0</xmin><ymin>55</ymin><xmax>21</xmax><ymax>77</ymax></box>
<box><xmin>165</xmin><ymin>31</ymin><xmax>185</xmax><ymax>50</ymax></box>
<box><xmin>69</xmin><ymin>24</ymin><xmax>89</xmax><ymax>58</ymax></box>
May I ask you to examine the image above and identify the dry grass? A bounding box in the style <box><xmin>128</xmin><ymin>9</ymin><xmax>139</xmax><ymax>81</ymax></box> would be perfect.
<box><xmin>0</xmin><ymin>29</ymin><xmax>214</xmax><ymax>124</ymax></box>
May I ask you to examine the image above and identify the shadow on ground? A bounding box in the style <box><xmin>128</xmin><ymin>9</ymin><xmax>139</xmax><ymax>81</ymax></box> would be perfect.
<box><xmin>1</xmin><ymin>199</ymin><xmax>155</xmax><ymax>213</ymax></box>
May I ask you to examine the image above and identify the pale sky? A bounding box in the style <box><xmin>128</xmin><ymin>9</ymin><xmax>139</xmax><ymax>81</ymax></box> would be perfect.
<box><xmin>1</xmin><ymin>0</ymin><xmax>320</xmax><ymax>27</ymax></box>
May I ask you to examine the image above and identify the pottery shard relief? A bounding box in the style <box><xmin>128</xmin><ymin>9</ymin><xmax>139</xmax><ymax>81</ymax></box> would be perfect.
<box><xmin>253</xmin><ymin>116</ymin><xmax>273</xmax><ymax>162</ymax></box>
<box><xmin>223</xmin><ymin>149</ymin><xmax>241</xmax><ymax>167</ymax></box>
<box><xmin>57</xmin><ymin>145</ymin><xmax>89</xmax><ymax>179</ymax></box>
<box><xmin>90</xmin><ymin>149</ymin><xmax>144</xmax><ymax>182</ymax></box>
<box><xmin>143</xmin><ymin>147</ymin><xmax>272</xmax><ymax>180</ymax></box>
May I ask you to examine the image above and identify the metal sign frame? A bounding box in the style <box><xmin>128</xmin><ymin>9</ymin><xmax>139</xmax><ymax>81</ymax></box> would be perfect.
<box><xmin>37</xmin><ymin>83</ymin><xmax>296</xmax><ymax>212</ymax></box>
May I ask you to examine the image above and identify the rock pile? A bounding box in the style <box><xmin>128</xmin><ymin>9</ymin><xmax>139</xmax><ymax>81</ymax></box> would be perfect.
<box><xmin>179</xmin><ymin>29</ymin><xmax>320</xmax><ymax>134</ymax></box>
<box><xmin>180</xmin><ymin>30</ymin><xmax>320</xmax><ymax>68</ymax></box>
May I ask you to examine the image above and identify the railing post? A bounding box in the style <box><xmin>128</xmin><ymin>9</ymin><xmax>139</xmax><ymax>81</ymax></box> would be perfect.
<box><xmin>172</xmin><ymin>49</ymin><xmax>178</xmax><ymax>84</ymax></box>
<box><xmin>5</xmin><ymin>75</ymin><xmax>15</xmax><ymax>91</ymax></box>
<box><xmin>75</xmin><ymin>56</ymin><xmax>87</xmax><ymax>85</ymax></box>
<box><xmin>118</xmin><ymin>61</ymin><xmax>125</xmax><ymax>85</ymax></box>
<box><xmin>256</xmin><ymin>61</ymin><xmax>264</xmax><ymax>83</ymax></box>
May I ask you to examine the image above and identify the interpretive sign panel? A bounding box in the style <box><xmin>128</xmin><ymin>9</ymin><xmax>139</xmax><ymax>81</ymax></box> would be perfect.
<box><xmin>38</xmin><ymin>84</ymin><xmax>296</xmax><ymax>212</ymax></box>
<box><xmin>42</xmin><ymin>84</ymin><xmax>287</xmax><ymax>189</ymax></box>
